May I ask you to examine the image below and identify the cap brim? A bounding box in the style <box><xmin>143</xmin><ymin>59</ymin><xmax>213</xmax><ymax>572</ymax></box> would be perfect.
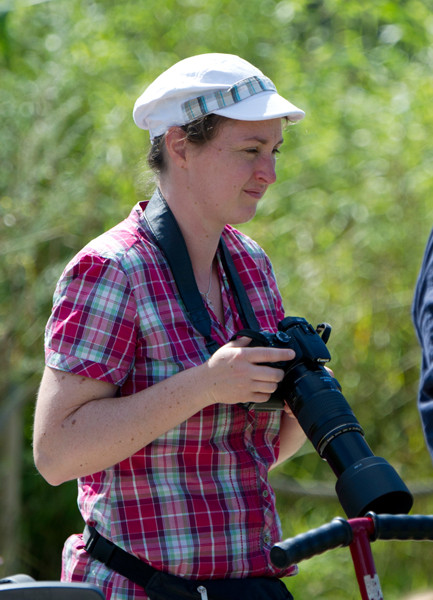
<box><xmin>212</xmin><ymin>91</ymin><xmax>305</xmax><ymax>123</ymax></box>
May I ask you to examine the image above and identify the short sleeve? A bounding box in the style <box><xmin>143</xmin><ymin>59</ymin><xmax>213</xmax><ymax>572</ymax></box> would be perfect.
<box><xmin>45</xmin><ymin>251</ymin><xmax>138</xmax><ymax>386</ymax></box>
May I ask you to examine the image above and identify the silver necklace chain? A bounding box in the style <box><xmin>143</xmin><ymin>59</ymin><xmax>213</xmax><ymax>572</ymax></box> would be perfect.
<box><xmin>200</xmin><ymin>266</ymin><xmax>214</xmax><ymax>308</ymax></box>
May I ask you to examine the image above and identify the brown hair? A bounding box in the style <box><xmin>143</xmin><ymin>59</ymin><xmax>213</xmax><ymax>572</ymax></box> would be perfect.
<box><xmin>147</xmin><ymin>114</ymin><xmax>227</xmax><ymax>175</ymax></box>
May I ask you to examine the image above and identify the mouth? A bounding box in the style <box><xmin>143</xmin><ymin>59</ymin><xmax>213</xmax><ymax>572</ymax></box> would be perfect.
<box><xmin>244</xmin><ymin>187</ymin><xmax>266</xmax><ymax>200</ymax></box>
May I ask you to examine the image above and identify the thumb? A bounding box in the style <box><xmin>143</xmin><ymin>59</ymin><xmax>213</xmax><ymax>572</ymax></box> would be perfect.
<box><xmin>226</xmin><ymin>336</ymin><xmax>253</xmax><ymax>349</ymax></box>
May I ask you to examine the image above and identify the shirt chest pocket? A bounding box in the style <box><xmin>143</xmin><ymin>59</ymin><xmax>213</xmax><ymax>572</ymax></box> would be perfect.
<box><xmin>136</xmin><ymin>298</ymin><xmax>209</xmax><ymax>369</ymax></box>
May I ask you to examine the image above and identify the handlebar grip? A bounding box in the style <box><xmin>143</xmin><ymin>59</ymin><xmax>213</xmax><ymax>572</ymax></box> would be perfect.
<box><xmin>270</xmin><ymin>517</ymin><xmax>353</xmax><ymax>569</ymax></box>
<box><xmin>367</xmin><ymin>513</ymin><xmax>433</xmax><ymax>541</ymax></box>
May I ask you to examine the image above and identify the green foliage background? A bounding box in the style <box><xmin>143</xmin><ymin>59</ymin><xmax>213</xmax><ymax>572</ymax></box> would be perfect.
<box><xmin>1</xmin><ymin>0</ymin><xmax>433</xmax><ymax>597</ymax></box>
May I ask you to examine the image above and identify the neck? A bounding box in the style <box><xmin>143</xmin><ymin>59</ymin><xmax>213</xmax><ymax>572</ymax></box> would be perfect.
<box><xmin>158</xmin><ymin>180</ymin><xmax>222</xmax><ymax>277</ymax></box>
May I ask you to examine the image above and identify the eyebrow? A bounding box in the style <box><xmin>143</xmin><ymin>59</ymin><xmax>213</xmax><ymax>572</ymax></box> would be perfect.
<box><xmin>243</xmin><ymin>136</ymin><xmax>284</xmax><ymax>146</ymax></box>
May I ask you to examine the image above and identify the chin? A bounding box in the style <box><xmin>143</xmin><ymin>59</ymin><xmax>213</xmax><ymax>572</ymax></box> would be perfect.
<box><xmin>230</xmin><ymin>208</ymin><xmax>258</xmax><ymax>226</ymax></box>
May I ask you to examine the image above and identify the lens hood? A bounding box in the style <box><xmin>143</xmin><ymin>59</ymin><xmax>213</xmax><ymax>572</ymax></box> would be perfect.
<box><xmin>335</xmin><ymin>456</ymin><xmax>413</xmax><ymax>518</ymax></box>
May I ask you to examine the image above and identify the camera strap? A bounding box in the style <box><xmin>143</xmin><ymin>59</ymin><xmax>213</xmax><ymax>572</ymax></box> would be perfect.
<box><xmin>144</xmin><ymin>189</ymin><xmax>259</xmax><ymax>354</ymax></box>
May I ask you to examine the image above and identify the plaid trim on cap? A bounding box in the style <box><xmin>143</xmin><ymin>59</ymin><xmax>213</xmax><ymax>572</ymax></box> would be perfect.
<box><xmin>182</xmin><ymin>76</ymin><xmax>277</xmax><ymax>122</ymax></box>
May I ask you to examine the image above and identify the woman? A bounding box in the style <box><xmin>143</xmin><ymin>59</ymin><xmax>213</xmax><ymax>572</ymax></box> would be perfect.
<box><xmin>33</xmin><ymin>53</ymin><xmax>307</xmax><ymax>600</ymax></box>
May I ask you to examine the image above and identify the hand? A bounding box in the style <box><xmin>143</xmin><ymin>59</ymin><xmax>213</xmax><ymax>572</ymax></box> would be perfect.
<box><xmin>202</xmin><ymin>336</ymin><xmax>295</xmax><ymax>407</ymax></box>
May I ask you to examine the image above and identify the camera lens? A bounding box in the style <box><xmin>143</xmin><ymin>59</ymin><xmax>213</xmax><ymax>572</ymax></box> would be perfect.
<box><xmin>277</xmin><ymin>317</ymin><xmax>413</xmax><ymax>518</ymax></box>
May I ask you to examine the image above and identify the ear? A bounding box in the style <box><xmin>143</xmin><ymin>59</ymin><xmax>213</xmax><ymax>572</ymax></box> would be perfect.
<box><xmin>164</xmin><ymin>126</ymin><xmax>188</xmax><ymax>168</ymax></box>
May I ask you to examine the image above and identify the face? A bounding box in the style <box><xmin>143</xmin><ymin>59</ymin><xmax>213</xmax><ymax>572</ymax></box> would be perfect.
<box><xmin>183</xmin><ymin>118</ymin><xmax>284</xmax><ymax>229</ymax></box>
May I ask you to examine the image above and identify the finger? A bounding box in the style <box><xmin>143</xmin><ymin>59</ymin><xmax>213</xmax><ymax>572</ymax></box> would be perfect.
<box><xmin>247</xmin><ymin>346</ymin><xmax>296</xmax><ymax>364</ymax></box>
<box><xmin>245</xmin><ymin>391</ymin><xmax>279</xmax><ymax>404</ymax></box>
<box><xmin>252</xmin><ymin>365</ymin><xmax>286</xmax><ymax>383</ymax></box>
<box><xmin>283</xmin><ymin>402</ymin><xmax>295</xmax><ymax>416</ymax></box>
<box><xmin>226</xmin><ymin>337</ymin><xmax>296</xmax><ymax>363</ymax></box>
<box><xmin>251</xmin><ymin>379</ymin><xmax>280</xmax><ymax>395</ymax></box>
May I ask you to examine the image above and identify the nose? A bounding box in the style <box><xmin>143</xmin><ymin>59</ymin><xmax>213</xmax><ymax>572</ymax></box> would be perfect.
<box><xmin>255</xmin><ymin>154</ymin><xmax>277</xmax><ymax>185</ymax></box>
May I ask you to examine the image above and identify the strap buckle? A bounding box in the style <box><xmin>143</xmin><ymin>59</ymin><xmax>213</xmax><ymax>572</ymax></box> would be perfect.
<box><xmin>84</xmin><ymin>525</ymin><xmax>116</xmax><ymax>566</ymax></box>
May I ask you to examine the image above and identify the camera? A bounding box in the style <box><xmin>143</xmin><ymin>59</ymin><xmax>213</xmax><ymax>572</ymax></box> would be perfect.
<box><xmin>234</xmin><ymin>316</ymin><xmax>413</xmax><ymax>518</ymax></box>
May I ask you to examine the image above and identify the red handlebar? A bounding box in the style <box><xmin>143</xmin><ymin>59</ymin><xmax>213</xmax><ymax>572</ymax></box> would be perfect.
<box><xmin>270</xmin><ymin>513</ymin><xmax>433</xmax><ymax>569</ymax></box>
<box><xmin>271</xmin><ymin>517</ymin><xmax>353</xmax><ymax>568</ymax></box>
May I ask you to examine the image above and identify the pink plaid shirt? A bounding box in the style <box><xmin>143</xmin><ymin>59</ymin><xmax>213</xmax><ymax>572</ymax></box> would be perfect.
<box><xmin>45</xmin><ymin>196</ymin><xmax>297</xmax><ymax>599</ymax></box>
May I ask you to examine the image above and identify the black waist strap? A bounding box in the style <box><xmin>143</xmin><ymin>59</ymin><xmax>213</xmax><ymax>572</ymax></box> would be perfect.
<box><xmin>83</xmin><ymin>525</ymin><xmax>156</xmax><ymax>590</ymax></box>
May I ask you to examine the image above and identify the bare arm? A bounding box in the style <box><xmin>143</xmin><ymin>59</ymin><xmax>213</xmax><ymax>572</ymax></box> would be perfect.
<box><xmin>33</xmin><ymin>338</ymin><xmax>295</xmax><ymax>485</ymax></box>
<box><xmin>271</xmin><ymin>407</ymin><xmax>306</xmax><ymax>469</ymax></box>
<box><xmin>271</xmin><ymin>367</ymin><xmax>337</xmax><ymax>469</ymax></box>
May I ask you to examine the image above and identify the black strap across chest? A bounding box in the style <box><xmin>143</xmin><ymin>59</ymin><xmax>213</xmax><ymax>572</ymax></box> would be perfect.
<box><xmin>143</xmin><ymin>189</ymin><xmax>259</xmax><ymax>354</ymax></box>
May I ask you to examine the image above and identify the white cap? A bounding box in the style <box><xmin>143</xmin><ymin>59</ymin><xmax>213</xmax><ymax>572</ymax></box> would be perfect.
<box><xmin>133</xmin><ymin>53</ymin><xmax>305</xmax><ymax>140</ymax></box>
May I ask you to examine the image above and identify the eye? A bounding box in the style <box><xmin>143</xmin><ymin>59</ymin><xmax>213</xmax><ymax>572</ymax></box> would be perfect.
<box><xmin>272</xmin><ymin>148</ymin><xmax>281</xmax><ymax>156</ymax></box>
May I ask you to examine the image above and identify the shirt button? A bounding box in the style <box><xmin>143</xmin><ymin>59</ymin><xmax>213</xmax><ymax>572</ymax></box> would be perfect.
<box><xmin>263</xmin><ymin>534</ymin><xmax>271</xmax><ymax>545</ymax></box>
<box><xmin>262</xmin><ymin>489</ymin><xmax>269</xmax><ymax>498</ymax></box>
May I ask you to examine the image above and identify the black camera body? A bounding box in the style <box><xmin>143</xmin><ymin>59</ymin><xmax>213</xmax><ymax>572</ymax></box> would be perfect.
<box><xmin>234</xmin><ymin>316</ymin><xmax>413</xmax><ymax>518</ymax></box>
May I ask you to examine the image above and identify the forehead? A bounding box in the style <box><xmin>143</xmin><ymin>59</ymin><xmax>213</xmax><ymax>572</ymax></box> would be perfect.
<box><xmin>215</xmin><ymin>117</ymin><xmax>284</xmax><ymax>144</ymax></box>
